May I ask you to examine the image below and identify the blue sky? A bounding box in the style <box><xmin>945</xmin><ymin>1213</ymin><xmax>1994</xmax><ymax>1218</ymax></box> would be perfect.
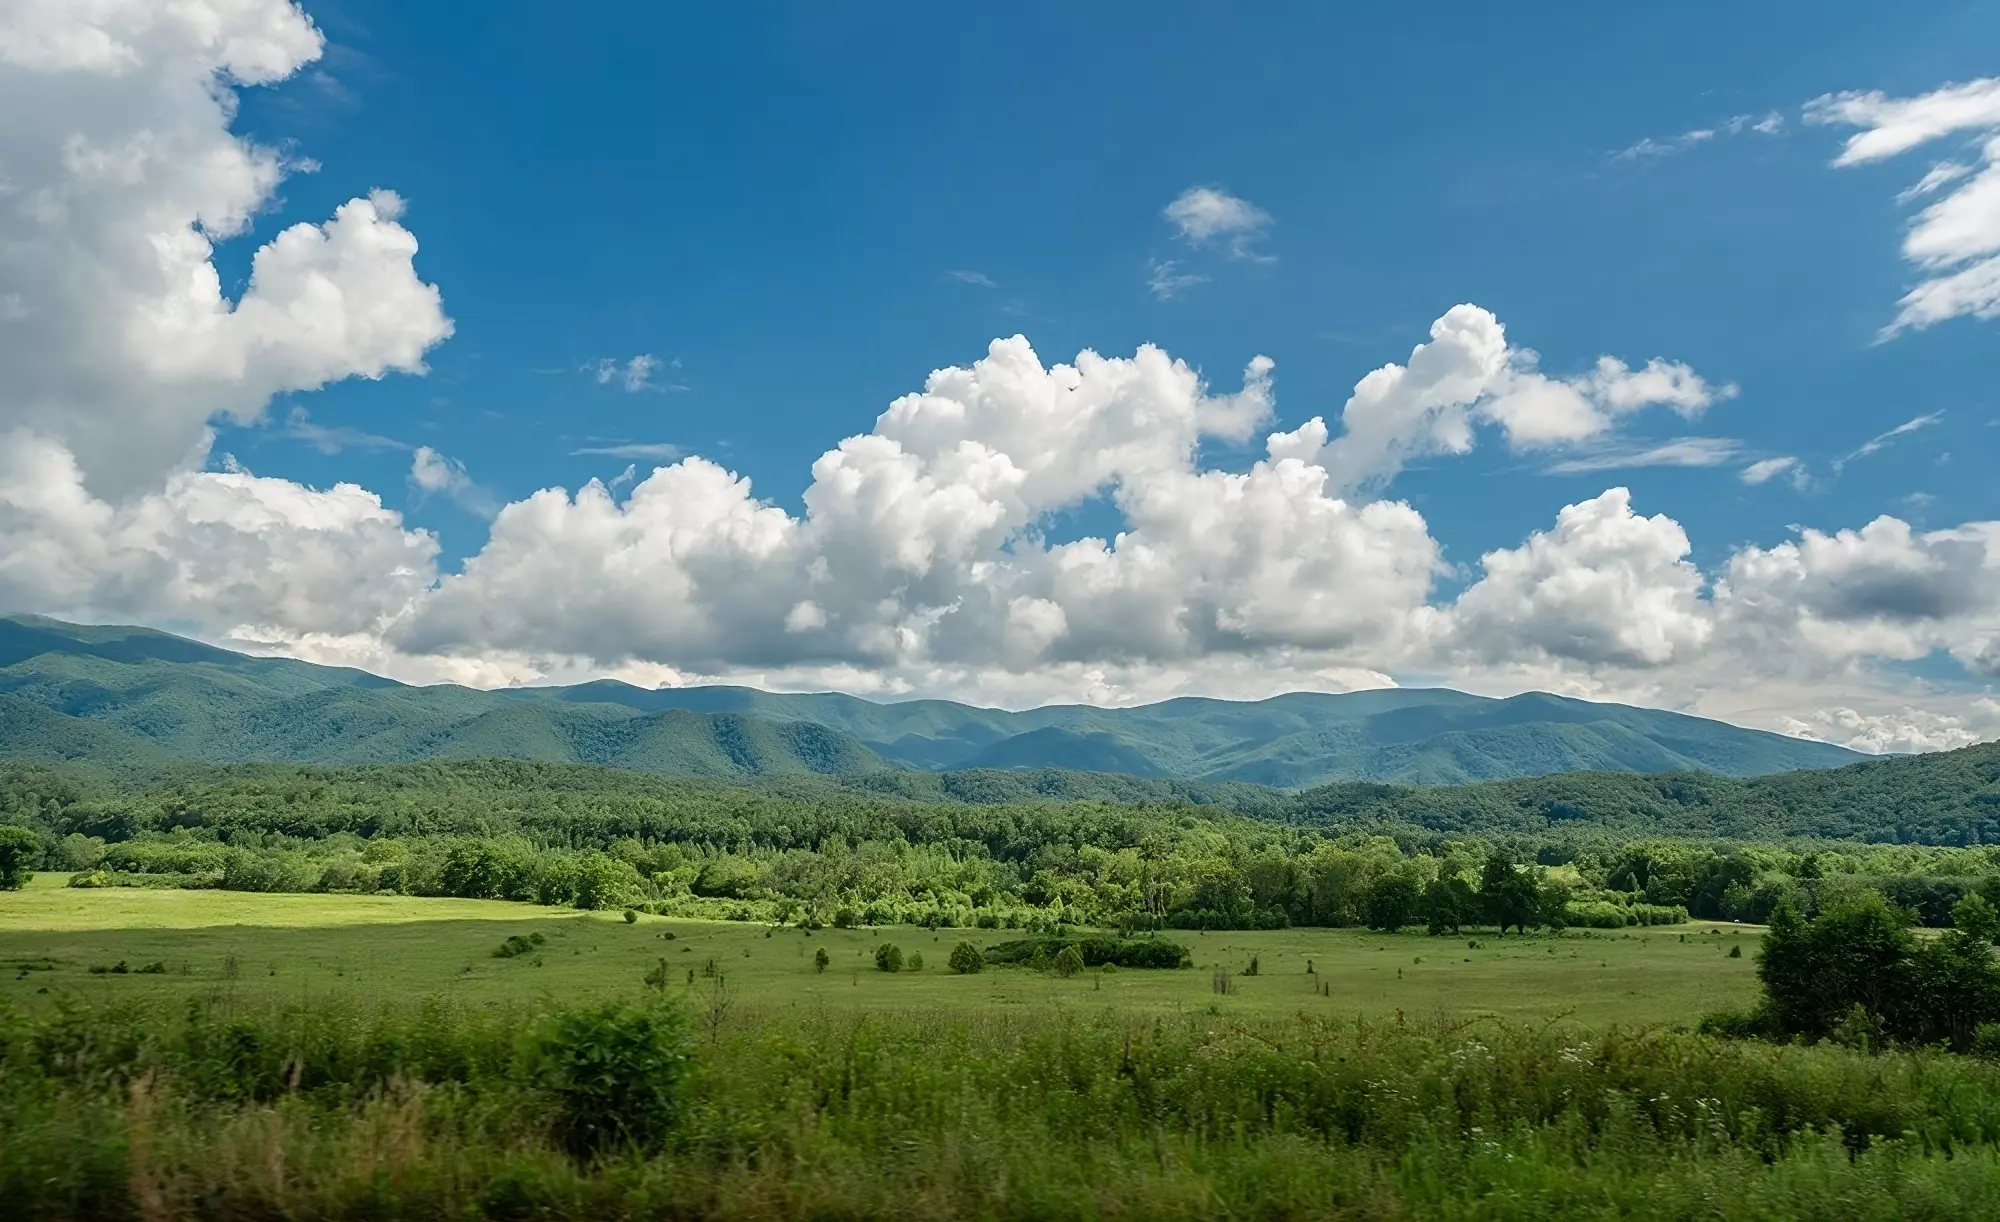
<box><xmin>229</xmin><ymin>0</ymin><xmax>1997</xmax><ymax>573</ymax></box>
<box><xmin>2</xmin><ymin>0</ymin><xmax>1998</xmax><ymax>750</ymax></box>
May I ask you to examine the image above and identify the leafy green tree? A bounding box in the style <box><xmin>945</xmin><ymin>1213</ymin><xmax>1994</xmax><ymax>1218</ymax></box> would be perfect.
<box><xmin>0</xmin><ymin>824</ymin><xmax>42</xmax><ymax>890</ymax></box>
<box><xmin>1423</xmin><ymin>875</ymin><xmax>1476</xmax><ymax>936</ymax></box>
<box><xmin>1953</xmin><ymin>892</ymin><xmax>2000</xmax><ymax>945</ymax></box>
<box><xmin>814</xmin><ymin>947</ymin><xmax>830</xmax><ymax>973</ymax></box>
<box><xmin>874</xmin><ymin>943</ymin><xmax>904</xmax><ymax>972</ymax></box>
<box><xmin>1757</xmin><ymin>894</ymin><xmax>1918</xmax><ymax>1041</ymax></box>
<box><xmin>1052</xmin><ymin>945</ymin><xmax>1085</xmax><ymax>978</ymax></box>
<box><xmin>947</xmin><ymin>941</ymin><xmax>983</xmax><ymax>974</ymax></box>
<box><xmin>1479</xmin><ymin>854</ymin><xmax>1541</xmax><ymax>935</ymax></box>
<box><xmin>1361</xmin><ymin>873</ymin><xmax>1421</xmax><ymax>933</ymax></box>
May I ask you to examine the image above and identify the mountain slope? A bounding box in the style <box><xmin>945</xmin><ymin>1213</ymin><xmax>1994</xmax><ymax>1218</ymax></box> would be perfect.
<box><xmin>0</xmin><ymin>614</ymin><xmax>1866</xmax><ymax>784</ymax></box>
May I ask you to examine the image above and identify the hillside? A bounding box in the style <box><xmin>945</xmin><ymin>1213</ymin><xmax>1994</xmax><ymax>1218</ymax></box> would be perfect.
<box><xmin>4</xmin><ymin>737</ymin><xmax>1997</xmax><ymax>847</ymax></box>
<box><xmin>0</xmin><ymin>614</ymin><xmax>1863</xmax><ymax>786</ymax></box>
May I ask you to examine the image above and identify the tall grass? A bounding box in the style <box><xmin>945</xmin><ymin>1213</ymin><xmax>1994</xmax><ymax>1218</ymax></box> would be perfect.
<box><xmin>6</xmin><ymin>993</ymin><xmax>2000</xmax><ymax>1219</ymax></box>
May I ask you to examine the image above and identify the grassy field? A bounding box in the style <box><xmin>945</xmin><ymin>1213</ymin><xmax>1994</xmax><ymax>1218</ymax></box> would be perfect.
<box><xmin>0</xmin><ymin>874</ymin><xmax>1761</xmax><ymax>1026</ymax></box>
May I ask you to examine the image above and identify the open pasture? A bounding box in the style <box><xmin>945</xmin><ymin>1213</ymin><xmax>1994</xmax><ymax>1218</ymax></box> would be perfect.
<box><xmin>0</xmin><ymin>875</ymin><xmax>1761</xmax><ymax>1026</ymax></box>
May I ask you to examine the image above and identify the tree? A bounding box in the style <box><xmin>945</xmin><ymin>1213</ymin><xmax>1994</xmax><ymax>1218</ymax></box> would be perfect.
<box><xmin>1953</xmin><ymin>893</ymin><xmax>2000</xmax><ymax>945</ymax></box>
<box><xmin>1360</xmin><ymin>873</ymin><xmax>1421</xmax><ymax>932</ymax></box>
<box><xmin>0</xmin><ymin>825</ymin><xmax>40</xmax><ymax>890</ymax></box>
<box><xmin>1423</xmin><ymin>875</ymin><xmax>1476</xmax><ymax>936</ymax></box>
<box><xmin>1052</xmin><ymin>945</ymin><xmax>1085</xmax><ymax>978</ymax></box>
<box><xmin>1757</xmin><ymin>894</ymin><xmax>1918</xmax><ymax>1042</ymax></box>
<box><xmin>874</xmin><ymin>943</ymin><xmax>904</xmax><ymax>972</ymax></box>
<box><xmin>947</xmin><ymin>941</ymin><xmax>984</xmax><ymax>974</ymax></box>
<box><xmin>814</xmin><ymin>947</ymin><xmax>830</xmax><ymax>973</ymax></box>
<box><xmin>1479</xmin><ymin>854</ymin><xmax>1541</xmax><ymax>935</ymax></box>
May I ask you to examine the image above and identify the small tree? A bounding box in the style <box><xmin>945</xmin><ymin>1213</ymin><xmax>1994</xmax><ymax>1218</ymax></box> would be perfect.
<box><xmin>947</xmin><ymin>941</ymin><xmax>983</xmax><ymax>974</ymax></box>
<box><xmin>0</xmin><ymin>825</ymin><xmax>40</xmax><ymax>890</ymax></box>
<box><xmin>1052</xmin><ymin>945</ymin><xmax>1085</xmax><ymax>978</ymax></box>
<box><xmin>874</xmin><ymin>943</ymin><xmax>904</xmax><ymax>973</ymax></box>
<box><xmin>814</xmin><ymin>947</ymin><xmax>830</xmax><ymax>973</ymax></box>
<box><xmin>907</xmin><ymin>951</ymin><xmax>924</xmax><ymax>971</ymax></box>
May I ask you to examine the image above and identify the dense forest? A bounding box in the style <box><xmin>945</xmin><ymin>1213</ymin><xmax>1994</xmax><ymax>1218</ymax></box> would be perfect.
<box><xmin>5</xmin><ymin>748</ymin><xmax>2000</xmax><ymax>931</ymax></box>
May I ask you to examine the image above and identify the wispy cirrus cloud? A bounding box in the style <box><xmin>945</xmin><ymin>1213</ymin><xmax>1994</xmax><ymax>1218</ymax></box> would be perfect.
<box><xmin>945</xmin><ymin>269</ymin><xmax>997</xmax><ymax>288</ymax></box>
<box><xmin>1807</xmin><ymin>78</ymin><xmax>2000</xmax><ymax>335</ymax></box>
<box><xmin>1739</xmin><ymin>455</ymin><xmax>1809</xmax><ymax>489</ymax></box>
<box><xmin>1543</xmin><ymin>436</ymin><xmax>1743</xmax><ymax>475</ymax></box>
<box><xmin>583</xmin><ymin>354</ymin><xmax>683</xmax><ymax>393</ymax></box>
<box><xmin>570</xmin><ymin>442</ymin><xmax>683</xmax><ymax>461</ymax></box>
<box><xmin>1610</xmin><ymin>110</ymin><xmax>1783</xmax><ymax>162</ymax></box>
<box><xmin>279</xmin><ymin>406</ymin><xmax>408</xmax><ymax>454</ymax></box>
<box><xmin>1833</xmin><ymin>411</ymin><xmax>1944</xmax><ymax>472</ymax></box>
<box><xmin>1146</xmin><ymin>258</ymin><xmax>1208</xmax><ymax>301</ymax></box>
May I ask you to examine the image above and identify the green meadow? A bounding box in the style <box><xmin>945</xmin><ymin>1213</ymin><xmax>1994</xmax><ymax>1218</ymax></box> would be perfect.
<box><xmin>1</xmin><ymin>874</ymin><xmax>1761</xmax><ymax>1025</ymax></box>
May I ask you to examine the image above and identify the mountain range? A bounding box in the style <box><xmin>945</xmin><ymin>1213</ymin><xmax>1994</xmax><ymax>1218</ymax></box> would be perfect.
<box><xmin>0</xmin><ymin>614</ymin><xmax>1862</xmax><ymax>786</ymax></box>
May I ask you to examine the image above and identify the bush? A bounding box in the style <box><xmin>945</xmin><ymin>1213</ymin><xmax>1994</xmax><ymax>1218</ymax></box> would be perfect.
<box><xmin>814</xmin><ymin>947</ymin><xmax>830</xmax><ymax>972</ymax></box>
<box><xmin>538</xmin><ymin>1000</ymin><xmax>692</xmax><ymax>1159</ymax></box>
<box><xmin>874</xmin><ymin>943</ymin><xmax>903</xmax><ymax>972</ymax></box>
<box><xmin>906</xmin><ymin>951</ymin><xmax>923</xmax><ymax>971</ymax></box>
<box><xmin>494</xmin><ymin>932</ymin><xmax>547</xmax><ymax>959</ymax></box>
<box><xmin>947</xmin><ymin>941</ymin><xmax>983</xmax><ymax>974</ymax></box>
<box><xmin>982</xmin><ymin>936</ymin><xmax>1191</xmax><ymax>970</ymax></box>
<box><xmin>623</xmin><ymin>908</ymin><xmax>639</xmax><ymax>924</ymax></box>
<box><xmin>1052</xmin><ymin>945</ymin><xmax>1084</xmax><ymax>978</ymax></box>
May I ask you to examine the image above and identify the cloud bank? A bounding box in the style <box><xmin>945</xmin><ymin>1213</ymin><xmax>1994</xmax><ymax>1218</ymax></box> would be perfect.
<box><xmin>0</xmin><ymin>2</ymin><xmax>1994</xmax><ymax>754</ymax></box>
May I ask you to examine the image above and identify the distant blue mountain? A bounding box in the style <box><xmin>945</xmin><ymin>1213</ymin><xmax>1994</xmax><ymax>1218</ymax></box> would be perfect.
<box><xmin>0</xmin><ymin>614</ymin><xmax>1863</xmax><ymax>785</ymax></box>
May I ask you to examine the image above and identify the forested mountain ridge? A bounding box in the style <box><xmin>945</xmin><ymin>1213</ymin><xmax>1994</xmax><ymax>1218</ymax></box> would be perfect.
<box><xmin>2</xmin><ymin>614</ymin><xmax>1863</xmax><ymax>785</ymax></box>
<box><xmin>5</xmin><ymin>738</ymin><xmax>1996</xmax><ymax>848</ymax></box>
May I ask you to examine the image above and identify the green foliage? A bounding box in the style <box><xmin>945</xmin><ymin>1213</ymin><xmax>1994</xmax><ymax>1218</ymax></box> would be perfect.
<box><xmin>813</xmin><ymin>947</ymin><xmax>830</xmax><ymax>973</ymax></box>
<box><xmin>981</xmin><ymin>937</ymin><xmax>1190</xmax><ymax>970</ymax></box>
<box><xmin>4</xmin><ymin>735</ymin><xmax>2000</xmax><ymax>934</ymax></box>
<box><xmin>1360</xmin><ymin>872</ymin><xmax>1421</xmax><ymax>932</ymax></box>
<box><xmin>17</xmin><ymin>996</ymin><xmax>2000</xmax><ymax>1217</ymax></box>
<box><xmin>948</xmin><ymin>941</ymin><xmax>983</xmax><ymax>974</ymax></box>
<box><xmin>1423</xmin><ymin>875</ymin><xmax>1476</xmax><ymax>936</ymax></box>
<box><xmin>1481</xmin><ymin>853</ymin><xmax>1543</xmax><ymax>934</ymax></box>
<box><xmin>537</xmin><ymin>999</ymin><xmax>692</xmax><ymax>1158</ymax></box>
<box><xmin>1051</xmin><ymin>945</ymin><xmax>1084</xmax><ymax>978</ymax></box>
<box><xmin>874</xmin><ymin>943</ymin><xmax>903</xmax><ymax>973</ymax></box>
<box><xmin>1752</xmin><ymin>894</ymin><xmax>2000</xmax><ymax>1051</ymax></box>
<box><xmin>0</xmin><ymin>823</ymin><xmax>39</xmax><ymax>889</ymax></box>
<box><xmin>494</xmin><ymin>931</ymin><xmax>547</xmax><ymax>959</ymax></box>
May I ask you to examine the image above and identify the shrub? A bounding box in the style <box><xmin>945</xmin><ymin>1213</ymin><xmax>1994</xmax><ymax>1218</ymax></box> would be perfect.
<box><xmin>623</xmin><ymin>908</ymin><xmax>639</xmax><ymax>924</ymax></box>
<box><xmin>538</xmin><ymin>1000</ymin><xmax>691</xmax><ymax>1159</ymax></box>
<box><xmin>982</xmin><ymin>936</ymin><xmax>1191</xmax><ymax>970</ymax></box>
<box><xmin>1052</xmin><ymin>945</ymin><xmax>1084</xmax><ymax>978</ymax></box>
<box><xmin>906</xmin><ymin>951</ymin><xmax>923</xmax><ymax>971</ymax></box>
<box><xmin>494</xmin><ymin>932</ymin><xmax>547</xmax><ymax>959</ymax></box>
<box><xmin>814</xmin><ymin>948</ymin><xmax>830</xmax><ymax>972</ymax></box>
<box><xmin>874</xmin><ymin>943</ymin><xmax>903</xmax><ymax>972</ymax></box>
<box><xmin>947</xmin><ymin>941</ymin><xmax>983</xmax><ymax>974</ymax></box>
